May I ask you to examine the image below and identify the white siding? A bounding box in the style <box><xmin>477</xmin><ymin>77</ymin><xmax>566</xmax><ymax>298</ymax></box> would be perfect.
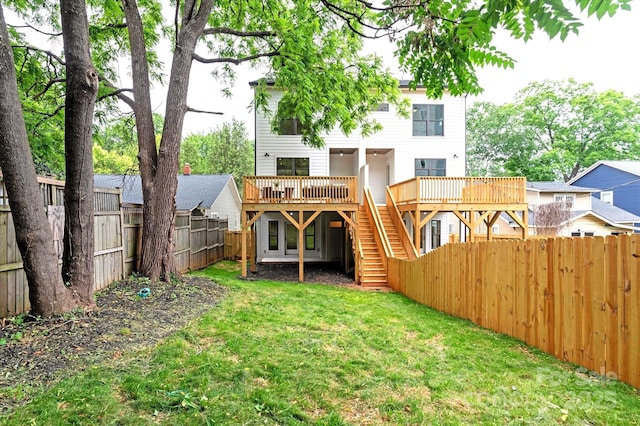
<box><xmin>210</xmin><ymin>180</ymin><xmax>242</xmax><ymax>230</ymax></box>
<box><xmin>526</xmin><ymin>191</ymin><xmax>593</xmax><ymax>212</ymax></box>
<box><xmin>254</xmin><ymin>88</ymin><xmax>467</xmax><ymax>183</ymax></box>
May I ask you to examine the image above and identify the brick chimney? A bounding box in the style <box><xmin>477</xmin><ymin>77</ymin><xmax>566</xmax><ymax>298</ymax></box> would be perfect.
<box><xmin>182</xmin><ymin>163</ymin><xmax>192</xmax><ymax>175</ymax></box>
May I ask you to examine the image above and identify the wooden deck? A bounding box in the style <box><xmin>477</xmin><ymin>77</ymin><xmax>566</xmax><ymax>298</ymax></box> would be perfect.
<box><xmin>240</xmin><ymin>175</ymin><xmax>530</xmax><ymax>283</ymax></box>
<box><xmin>389</xmin><ymin>177</ymin><xmax>529</xmax><ymax>247</ymax></box>
<box><xmin>241</xmin><ymin>176</ymin><xmax>360</xmax><ymax>282</ymax></box>
<box><xmin>243</xmin><ymin>176</ymin><xmax>358</xmax><ymax>206</ymax></box>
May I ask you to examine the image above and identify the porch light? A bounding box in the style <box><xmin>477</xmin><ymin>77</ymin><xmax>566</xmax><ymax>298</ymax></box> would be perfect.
<box><xmin>264</xmin><ymin>152</ymin><xmax>270</xmax><ymax>157</ymax></box>
<box><xmin>374</xmin><ymin>151</ymin><xmax>377</xmax><ymax>157</ymax></box>
<box><xmin>340</xmin><ymin>150</ymin><xmax>343</xmax><ymax>157</ymax></box>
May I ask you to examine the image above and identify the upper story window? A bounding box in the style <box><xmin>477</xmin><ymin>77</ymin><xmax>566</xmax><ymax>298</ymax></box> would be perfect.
<box><xmin>277</xmin><ymin>158</ymin><xmax>309</xmax><ymax>176</ymax></box>
<box><xmin>554</xmin><ymin>194</ymin><xmax>575</xmax><ymax>202</ymax></box>
<box><xmin>415</xmin><ymin>158</ymin><xmax>446</xmax><ymax>176</ymax></box>
<box><xmin>279</xmin><ymin>119</ymin><xmax>304</xmax><ymax>135</ymax></box>
<box><xmin>601</xmin><ymin>191</ymin><xmax>613</xmax><ymax>205</ymax></box>
<box><xmin>374</xmin><ymin>103</ymin><xmax>390</xmax><ymax>112</ymax></box>
<box><xmin>554</xmin><ymin>194</ymin><xmax>575</xmax><ymax>206</ymax></box>
<box><xmin>412</xmin><ymin>104</ymin><xmax>444</xmax><ymax>136</ymax></box>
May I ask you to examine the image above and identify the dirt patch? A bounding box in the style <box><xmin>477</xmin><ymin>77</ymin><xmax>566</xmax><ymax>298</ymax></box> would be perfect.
<box><xmin>245</xmin><ymin>262</ymin><xmax>357</xmax><ymax>286</ymax></box>
<box><xmin>0</xmin><ymin>275</ymin><xmax>227</xmax><ymax>414</ymax></box>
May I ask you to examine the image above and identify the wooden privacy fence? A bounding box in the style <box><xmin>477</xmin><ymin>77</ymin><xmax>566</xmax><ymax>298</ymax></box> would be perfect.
<box><xmin>224</xmin><ymin>230</ymin><xmax>254</xmax><ymax>260</ymax></box>
<box><xmin>388</xmin><ymin>235</ymin><xmax>640</xmax><ymax>389</ymax></box>
<box><xmin>1</xmin><ymin>177</ymin><xmax>228</xmax><ymax>318</ymax></box>
<box><xmin>120</xmin><ymin>207</ymin><xmax>228</xmax><ymax>277</ymax></box>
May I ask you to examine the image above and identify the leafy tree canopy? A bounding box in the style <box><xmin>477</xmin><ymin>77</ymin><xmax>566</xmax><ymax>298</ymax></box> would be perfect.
<box><xmin>179</xmin><ymin>119</ymin><xmax>254</xmax><ymax>192</ymax></box>
<box><xmin>467</xmin><ymin>79</ymin><xmax>640</xmax><ymax>181</ymax></box>
<box><xmin>3</xmin><ymin>0</ymin><xmax>633</xmax><ymax>152</ymax></box>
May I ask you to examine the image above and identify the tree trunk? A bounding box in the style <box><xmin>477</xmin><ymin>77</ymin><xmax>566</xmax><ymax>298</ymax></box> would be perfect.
<box><xmin>0</xmin><ymin>5</ymin><xmax>76</xmax><ymax>317</ymax></box>
<box><xmin>123</xmin><ymin>0</ymin><xmax>213</xmax><ymax>280</ymax></box>
<box><xmin>60</xmin><ymin>0</ymin><xmax>99</xmax><ymax>306</ymax></box>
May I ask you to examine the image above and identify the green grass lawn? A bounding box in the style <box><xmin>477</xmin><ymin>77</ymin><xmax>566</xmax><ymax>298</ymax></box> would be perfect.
<box><xmin>3</xmin><ymin>260</ymin><xmax>639</xmax><ymax>425</ymax></box>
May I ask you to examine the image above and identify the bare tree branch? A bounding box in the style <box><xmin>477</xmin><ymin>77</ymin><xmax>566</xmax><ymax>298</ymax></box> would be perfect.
<box><xmin>33</xmin><ymin>78</ymin><xmax>65</xmax><ymax>99</ymax></box>
<box><xmin>99</xmin><ymin>76</ymin><xmax>135</xmax><ymax>109</ymax></box>
<box><xmin>201</xmin><ymin>27</ymin><xmax>276</xmax><ymax>38</ymax></box>
<box><xmin>186</xmin><ymin>107</ymin><xmax>223</xmax><ymax>115</ymax></box>
<box><xmin>7</xmin><ymin>22</ymin><xmax>62</xmax><ymax>37</ymax></box>
<box><xmin>11</xmin><ymin>44</ymin><xmax>65</xmax><ymax>65</ymax></box>
<box><xmin>34</xmin><ymin>103</ymin><xmax>65</xmax><ymax>128</ymax></box>
<box><xmin>193</xmin><ymin>50</ymin><xmax>280</xmax><ymax>65</ymax></box>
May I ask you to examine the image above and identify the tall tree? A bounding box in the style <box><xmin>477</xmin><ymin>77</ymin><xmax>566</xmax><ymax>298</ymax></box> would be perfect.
<box><xmin>180</xmin><ymin>119</ymin><xmax>254</xmax><ymax>190</ymax></box>
<box><xmin>0</xmin><ymin>3</ymin><xmax>82</xmax><ymax>317</ymax></box>
<box><xmin>59</xmin><ymin>0</ymin><xmax>99</xmax><ymax>299</ymax></box>
<box><xmin>467</xmin><ymin>80</ymin><xmax>640</xmax><ymax>181</ymax></box>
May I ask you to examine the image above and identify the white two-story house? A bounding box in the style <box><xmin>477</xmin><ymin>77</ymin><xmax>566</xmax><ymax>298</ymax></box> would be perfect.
<box><xmin>241</xmin><ymin>80</ymin><xmax>528</xmax><ymax>285</ymax></box>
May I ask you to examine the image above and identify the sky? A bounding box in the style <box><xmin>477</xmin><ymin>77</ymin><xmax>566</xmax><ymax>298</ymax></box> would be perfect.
<box><xmin>159</xmin><ymin>5</ymin><xmax>640</xmax><ymax>138</ymax></box>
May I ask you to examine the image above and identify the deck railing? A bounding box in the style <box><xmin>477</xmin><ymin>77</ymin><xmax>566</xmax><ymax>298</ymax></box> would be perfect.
<box><xmin>243</xmin><ymin>176</ymin><xmax>358</xmax><ymax>204</ymax></box>
<box><xmin>389</xmin><ymin>177</ymin><xmax>526</xmax><ymax>205</ymax></box>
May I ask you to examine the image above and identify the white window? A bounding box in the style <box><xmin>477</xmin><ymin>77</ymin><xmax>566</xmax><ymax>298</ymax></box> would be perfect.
<box><xmin>412</xmin><ymin>104</ymin><xmax>444</xmax><ymax>136</ymax></box>
<box><xmin>554</xmin><ymin>193</ymin><xmax>575</xmax><ymax>207</ymax></box>
<box><xmin>491</xmin><ymin>225</ymin><xmax>500</xmax><ymax>234</ymax></box>
<box><xmin>601</xmin><ymin>191</ymin><xmax>613</xmax><ymax>205</ymax></box>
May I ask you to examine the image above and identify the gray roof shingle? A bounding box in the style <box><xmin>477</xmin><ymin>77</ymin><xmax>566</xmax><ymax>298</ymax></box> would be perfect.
<box><xmin>94</xmin><ymin>174</ymin><xmax>233</xmax><ymax>211</ymax></box>
<box><xmin>527</xmin><ymin>181</ymin><xmax>598</xmax><ymax>192</ymax></box>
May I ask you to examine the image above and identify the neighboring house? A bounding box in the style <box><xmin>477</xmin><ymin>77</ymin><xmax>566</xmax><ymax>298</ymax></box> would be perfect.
<box><xmin>242</xmin><ymin>80</ymin><xmax>529</xmax><ymax>285</ymax></box>
<box><xmin>94</xmin><ymin>170</ymin><xmax>242</xmax><ymax>230</ymax></box>
<box><xmin>496</xmin><ymin>181</ymin><xmax>640</xmax><ymax>237</ymax></box>
<box><xmin>568</xmin><ymin>161</ymin><xmax>640</xmax><ymax>226</ymax></box>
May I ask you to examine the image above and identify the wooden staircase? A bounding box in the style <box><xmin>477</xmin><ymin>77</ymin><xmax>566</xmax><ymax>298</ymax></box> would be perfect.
<box><xmin>377</xmin><ymin>205</ymin><xmax>411</xmax><ymax>260</ymax></box>
<box><xmin>357</xmin><ymin>203</ymin><xmax>413</xmax><ymax>287</ymax></box>
<box><xmin>358</xmin><ymin>205</ymin><xmax>387</xmax><ymax>287</ymax></box>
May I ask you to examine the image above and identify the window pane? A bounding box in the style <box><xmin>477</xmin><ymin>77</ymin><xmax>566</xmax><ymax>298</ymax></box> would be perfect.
<box><xmin>413</xmin><ymin>104</ymin><xmax>444</xmax><ymax>136</ymax></box>
<box><xmin>413</xmin><ymin>121</ymin><xmax>426</xmax><ymax>136</ymax></box>
<box><xmin>278</xmin><ymin>158</ymin><xmax>309</xmax><ymax>176</ymax></box>
<box><xmin>432</xmin><ymin>105</ymin><xmax>444</xmax><ymax>120</ymax></box>
<box><xmin>279</xmin><ymin>119</ymin><xmax>303</xmax><ymax>135</ymax></box>
<box><xmin>415</xmin><ymin>158</ymin><xmax>446</xmax><ymax>176</ymax></box>
<box><xmin>268</xmin><ymin>221</ymin><xmax>278</xmax><ymax>250</ymax></box>
<box><xmin>286</xmin><ymin>225</ymin><xmax>297</xmax><ymax>250</ymax></box>
<box><xmin>428</xmin><ymin>121</ymin><xmax>444</xmax><ymax>136</ymax></box>
<box><xmin>305</xmin><ymin>222</ymin><xmax>315</xmax><ymax>250</ymax></box>
<box><xmin>295</xmin><ymin>158</ymin><xmax>309</xmax><ymax>176</ymax></box>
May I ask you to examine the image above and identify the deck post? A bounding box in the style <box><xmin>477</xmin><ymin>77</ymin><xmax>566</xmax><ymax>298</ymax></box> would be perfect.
<box><xmin>241</xmin><ymin>210</ymin><xmax>247</xmax><ymax>277</ymax></box>
<box><xmin>298</xmin><ymin>209</ymin><xmax>304</xmax><ymax>282</ymax></box>
<box><xmin>413</xmin><ymin>210</ymin><xmax>421</xmax><ymax>253</ymax></box>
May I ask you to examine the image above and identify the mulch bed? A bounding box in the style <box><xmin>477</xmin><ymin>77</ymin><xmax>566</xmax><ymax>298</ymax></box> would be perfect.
<box><xmin>0</xmin><ymin>275</ymin><xmax>228</xmax><ymax>414</ymax></box>
<box><xmin>245</xmin><ymin>262</ymin><xmax>356</xmax><ymax>286</ymax></box>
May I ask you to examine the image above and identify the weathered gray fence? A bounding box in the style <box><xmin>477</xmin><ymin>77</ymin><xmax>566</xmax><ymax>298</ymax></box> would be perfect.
<box><xmin>1</xmin><ymin>177</ymin><xmax>228</xmax><ymax>318</ymax></box>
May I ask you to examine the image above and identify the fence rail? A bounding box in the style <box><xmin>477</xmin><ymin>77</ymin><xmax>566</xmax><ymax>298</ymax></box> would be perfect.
<box><xmin>1</xmin><ymin>178</ymin><xmax>228</xmax><ymax>318</ymax></box>
<box><xmin>388</xmin><ymin>235</ymin><xmax>640</xmax><ymax>389</ymax></box>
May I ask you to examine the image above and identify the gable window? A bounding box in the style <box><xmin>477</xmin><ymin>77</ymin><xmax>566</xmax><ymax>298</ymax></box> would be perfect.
<box><xmin>601</xmin><ymin>191</ymin><xmax>613</xmax><ymax>205</ymax></box>
<box><xmin>305</xmin><ymin>222</ymin><xmax>316</xmax><ymax>250</ymax></box>
<box><xmin>268</xmin><ymin>221</ymin><xmax>278</xmax><ymax>250</ymax></box>
<box><xmin>277</xmin><ymin>158</ymin><xmax>309</xmax><ymax>176</ymax></box>
<box><xmin>415</xmin><ymin>159</ymin><xmax>446</xmax><ymax>176</ymax></box>
<box><xmin>279</xmin><ymin>118</ymin><xmax>304</xmax><ymax>135</ymax></box>
<box><xmin>554</xmin><ymin>193</ymin><xmax>575</xmax><ymax>207</ymax></box>
<box><xmin>413</xmin><ymin>104</ymin><xmax>444</xmax><ymax>136</ymax></box>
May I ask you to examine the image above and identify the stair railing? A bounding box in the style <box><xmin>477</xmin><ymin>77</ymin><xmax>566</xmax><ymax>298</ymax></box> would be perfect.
<box><xmin>386</xmin><ymin>187</ymin><xmax>419</xmax><ymax>260</ymax></box>
<box><xmin>363</xmin><ymin>188</ymin><xmax>393</xmax><ymax>263</ymax></box>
